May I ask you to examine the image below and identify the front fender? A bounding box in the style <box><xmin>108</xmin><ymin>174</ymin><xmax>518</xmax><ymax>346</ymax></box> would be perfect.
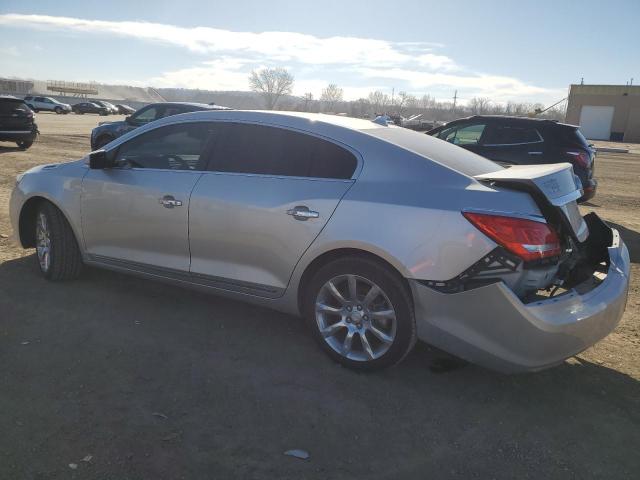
<box><xmin>10</xmin><ymin>160</ymin><xmax>88</xmax><ymax>251</ymax></box>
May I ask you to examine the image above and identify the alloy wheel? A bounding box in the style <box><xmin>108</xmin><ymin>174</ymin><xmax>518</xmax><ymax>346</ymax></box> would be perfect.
<box><xmin>315</xmin><ymin>274</ymin><xmax>397</xmax><ymax>361</ymax></box>
<box><xmin>36</xmin><ymin>212</ymin><xmax>51</xmax><ymax>272</ymax></box>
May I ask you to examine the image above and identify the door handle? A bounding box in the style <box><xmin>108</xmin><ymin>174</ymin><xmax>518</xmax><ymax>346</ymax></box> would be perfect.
<box><xmin>159</xmin><ymin>195</ymin><xmax>182</xmax><ymax>208</ymax></box>
<box><xmin>286</xmin><ymin>206</ymin><xmax>319</xmax><ymax>221</ymax></box>
<box><xmin>528</xmin><ymin>151</ymin><xmax>543</xmax><ymax>155</ymax></box>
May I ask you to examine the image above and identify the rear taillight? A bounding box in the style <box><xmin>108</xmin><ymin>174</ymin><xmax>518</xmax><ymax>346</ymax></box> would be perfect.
<box><xmin>463</xmin><ymin>212</ymin><xmax>561</xmax><ymax>262</ymax></box>
<box><xmin>565</xmin><ymin>150</ymin><xmax>590</xmax><ymax>169</ymax></box>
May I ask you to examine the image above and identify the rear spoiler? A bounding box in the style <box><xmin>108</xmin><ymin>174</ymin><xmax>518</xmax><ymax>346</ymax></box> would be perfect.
<box><xmin>475</xmin><ymin>163</ymin><xmax>588</xmax><ymax>242</ymax></box>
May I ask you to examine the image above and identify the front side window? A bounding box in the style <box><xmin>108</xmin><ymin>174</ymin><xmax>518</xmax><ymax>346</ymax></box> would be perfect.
<box><xmin>114</xmin><ymin>123</ymin><xmax>212</xmax><ymax>170</ymax></box>
<box><xmin>483</xmin><ymin>125</ymin><xmax>542</xmax><ymax>145</ymax></box>
<box><xmin>131</xmin><ymin>106</ymin><xmax>161</xmax><ymax>125</ymax></box>
<box><xmin>211</xmin><ymin>123</ymin><xmax>357</xmax><ymax>179</ymax></box>
<box><xmin>34</xmin><ymin>97</ymin><xmax>45</xmax><ymax>102</ymax></box>
<box><xmin>439</xmin><ymin>123</ymin><xmax>486</xmax><ymax>146</ymax></box>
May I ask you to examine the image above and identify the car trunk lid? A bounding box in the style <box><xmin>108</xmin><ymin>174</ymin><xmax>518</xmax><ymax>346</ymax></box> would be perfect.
<box><xmin>474</xmin><ymin>163</ymin><xmax>588</xmax><ymax>242</ymax></box>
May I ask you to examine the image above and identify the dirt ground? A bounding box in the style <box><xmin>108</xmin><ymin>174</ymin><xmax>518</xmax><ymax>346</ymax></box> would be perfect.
<box><xmin>1</xmin><ymin>113</ymin><xmax>639</xmax><ymax>479</ymax></box>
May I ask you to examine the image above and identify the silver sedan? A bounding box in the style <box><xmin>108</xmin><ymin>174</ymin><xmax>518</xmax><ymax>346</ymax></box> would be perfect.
<box><xmin>9</xmin><ymin>111</ymin><xmax>630</xmax><ymax>372</ymax></box>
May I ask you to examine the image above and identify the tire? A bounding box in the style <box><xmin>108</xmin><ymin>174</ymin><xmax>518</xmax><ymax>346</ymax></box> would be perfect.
<box><xmin>303</xmin><ymin>257</ymin><xmax>416</xmax><ymax>371</ymax></box>
<box><xmin>33</xmin><ymin>109</ymin><xmax>39</xmax><ymax>113</ymax></box>
<box><xmin>54</xmin><ymin>106</ymin><xmax>63</xmax><ymax>114</ymax></box>
<box><xmin>16</xmin><ymin>140</ymin><xmax>33</xmax><ymax>150</ymax></box>
<box><xmin>94</xmin><ymin>135</ymin><xmax>113</xmax><ymax>149</ymax></box>
<box><xmin>35</xmin><ymin>202</ymin><xmax>83</xmax><ymax>281</ymax></box>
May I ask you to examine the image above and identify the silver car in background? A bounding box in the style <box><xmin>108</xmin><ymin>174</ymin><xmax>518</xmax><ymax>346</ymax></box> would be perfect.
<box><xmin>9</xmin><ymin>111</ymin><xmax>630</xmax><ymax>372</ymax></box>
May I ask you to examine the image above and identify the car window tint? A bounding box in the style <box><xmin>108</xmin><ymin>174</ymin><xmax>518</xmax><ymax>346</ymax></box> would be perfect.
<box><xmin>0</xmin><ymin>101</ymin><xmax>28</xmax><ymax>114</ymax></box>
<box><xmin>440</xmin><ymin>124</ymin><xmax>486</xmax><ymax>146</ymax></box>
<box><xmin>483</xmin><ymin>126</ymin><xmax>541</xmax><ymax>145</ymax></box>
<box><xmin>132</xmin><ymin>106</ymin><xmax>159</xmax><ymax>124</ymax></box>
<box><xmin>35</xmin><ymin>97</ymin><xmax>44</xmax><ymax>102</ymax></box>
<box><xmin>161</xmin><ymin>106</ymin><xmax>187</xmax><ymax>118</ymax></box>
<box><xmin>211</xmin><ymin>123</ymin><xmax>357</xmax><ymax>179</ymax></box>
<box><xmin>114</xmin><ymin>123</ymin><xmax>212</xmax><ymax>170</ymax></box>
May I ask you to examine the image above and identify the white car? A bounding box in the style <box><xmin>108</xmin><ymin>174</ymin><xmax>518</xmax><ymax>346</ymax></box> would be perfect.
<box><xmin>24</xmin><ymin>96</ymin><xmax>71</xmax><ymax>114</ymax></box>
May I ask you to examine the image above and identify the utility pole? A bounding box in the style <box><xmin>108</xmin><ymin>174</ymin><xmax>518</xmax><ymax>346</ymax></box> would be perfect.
<box><xmin>452</xmin><ymin>90</ymin><xmax>458</xmax><ymax>112</ymax></box>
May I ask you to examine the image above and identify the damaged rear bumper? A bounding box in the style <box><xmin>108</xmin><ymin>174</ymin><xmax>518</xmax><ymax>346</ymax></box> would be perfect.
<box><xmin>410</xmin><ymin>228</ymin><xmax>630</xmax><ymax>373</ymax></box>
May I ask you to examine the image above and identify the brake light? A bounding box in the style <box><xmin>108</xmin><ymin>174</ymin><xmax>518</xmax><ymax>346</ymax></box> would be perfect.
<box><xmin>565</xmin><ymin>150</ymin><xmax>590</xmax><ymax>169</ymax></box>
<box><xmin>463</xmin><ymin>212</ymin><xmax>561</xmax><ymax>262</ymax></box>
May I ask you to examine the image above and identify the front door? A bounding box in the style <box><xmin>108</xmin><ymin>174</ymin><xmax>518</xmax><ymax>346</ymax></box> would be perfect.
<box><xmin>188</xmin><ymin>122</ymin><xmax>358</xmax><ymax>297</ymax></box>
<box><xmin>81</xmin><ymin>122</ymin><xmax>213</xmax><ymax>272</ymax></box>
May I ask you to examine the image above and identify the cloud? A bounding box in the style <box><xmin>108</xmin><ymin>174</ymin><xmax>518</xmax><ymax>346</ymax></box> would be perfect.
<box><xmin>0</xmin><ymin>45</ymin><xmax>20</xmax><ymax>56</ymax></box>
<box><xmin>0</xmin><ymin>13</ymin><xmax>563</xmax><ymax>104</ymax></box>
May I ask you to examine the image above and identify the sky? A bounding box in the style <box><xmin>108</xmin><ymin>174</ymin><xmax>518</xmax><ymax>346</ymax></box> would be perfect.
<box><xmin>0</xmin><ymin>0</ymin><xmax>638</xmax><ymax>106</ymax></box>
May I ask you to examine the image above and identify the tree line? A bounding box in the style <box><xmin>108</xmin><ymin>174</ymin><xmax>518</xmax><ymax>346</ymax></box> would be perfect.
<box><xmin>248</xmin><ymin>67</ymin><xmax>566</xmax><ymax>122</ymax></box>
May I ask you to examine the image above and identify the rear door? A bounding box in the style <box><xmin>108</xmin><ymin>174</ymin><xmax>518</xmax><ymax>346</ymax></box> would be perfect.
<box><xmin>188</xmin><ymin>122</ymin><xmax>358</xmax><ymax>297</ymax></box>
<box><xmin>81</xmin><ymin>122</ymin><xmax>214</xmax><ymax>272</ymax></box>
<box><xmin>479</xmin><ymin>123</ymin><xmax>545</xmax><ymax>165</ymax></box>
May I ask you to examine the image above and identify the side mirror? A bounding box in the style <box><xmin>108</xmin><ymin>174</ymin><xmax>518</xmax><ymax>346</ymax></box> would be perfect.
<box><xmin>125</xmin><ymin>115</ymin><xmax>134</xmax><ymax>125</ymax></box>
<box><xmin>89</xmin><ymin>150</ymin><xmax>114</xmax><ymax>169</ymax></box>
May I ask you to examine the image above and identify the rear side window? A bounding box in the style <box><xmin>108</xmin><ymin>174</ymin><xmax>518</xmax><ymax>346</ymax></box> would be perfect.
<box><xmin>554</xmin><ymin>125</ymin><xmax>591</xmax><ymax>148</ymax></box>
<box><xmin>114</xmin><ymin>123</ymin><xmax>213</xmax><ymax>170</ymax></box>
<box><xmin>211</xmin><ymin>123</ymin><xmax>357</xmax><ymax>179</ymax></box>
<box><xmin>483</xmin><ymin>125</ymin><xmax>542</xmax><ymax>145</ymax></box>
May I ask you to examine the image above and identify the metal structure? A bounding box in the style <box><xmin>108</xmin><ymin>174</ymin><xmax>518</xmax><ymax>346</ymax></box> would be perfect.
<box><xmin>46</xmin><ymin>80</ymin><xmax>98</xmax><ymax>98</ymax></box>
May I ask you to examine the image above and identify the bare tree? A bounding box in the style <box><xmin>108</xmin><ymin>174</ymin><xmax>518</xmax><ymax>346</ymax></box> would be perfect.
<box><xmin>420</xmin><ymin>94</ymin><xmax>436</xmax><ymax>110</ymax></box>
<box><xmin>368</xmin><ymin>90</ymin><xmax>390</xmax><ymax>114</ymax></box>
<box><xmin>302</xmin><ymin>92</ymin><xmax>313</xmax><ymax>112</ymax></box>
<box><xmin>468</xmin><ymin>97</ymin><xmax>491</xmax><ymax>115</ymax></box>
<box><xmin>320</xmin><ymin>84</ymin><xmax>344</xmax><ymax>112</ymax></box>
<box><xmin>248</xmin><ymin>67</ymin><xmax>294</xmax><ymax>110</ymax></box>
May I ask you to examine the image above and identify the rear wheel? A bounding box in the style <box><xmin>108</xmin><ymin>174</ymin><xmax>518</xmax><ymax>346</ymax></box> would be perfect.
<box><xmin>303</xmin><ymin>257</ymin><xmax>416</xmax><ymax>371</ymax></box>
<box><xmin>16</xmin><ymin>140</ymin><xmax>33</xmax><ymax>150</ymax></box>
<box><xmin>35</xmin><ymin>202</ymin><xmax>83</xmax><ymax>280</ymax></box>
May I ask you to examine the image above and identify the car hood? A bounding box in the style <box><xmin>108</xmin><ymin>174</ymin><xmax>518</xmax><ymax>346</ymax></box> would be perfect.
<box><xmin>96</xmin><ymin>120</ymin><xmax>126</xmax><ymax>129</ymax></box>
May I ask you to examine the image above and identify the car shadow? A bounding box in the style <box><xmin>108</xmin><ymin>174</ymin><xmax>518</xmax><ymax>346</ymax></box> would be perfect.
<box><xmin>0</xmin><ymin>144</ymin><xmax>23</xmax><ymax>154</ymax></box>
<box><xmin>1</xmin><ymin>254</ymin><xmax>638</xmax><ymax>477</ymax></box>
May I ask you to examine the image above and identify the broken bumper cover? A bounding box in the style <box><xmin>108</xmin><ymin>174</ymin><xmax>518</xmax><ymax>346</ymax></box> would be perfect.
<box><xmin>410</xmin><ymin>229</ymin><xmax>630</xmax><ymax>373</ymax></box>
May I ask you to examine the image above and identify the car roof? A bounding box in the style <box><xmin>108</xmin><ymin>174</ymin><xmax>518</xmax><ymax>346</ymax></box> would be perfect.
<box><xmin>148</xmin><ymin>102</ymin><xmax>232</xmax><ymax>110</ymax></box>
<box><xmin>150</xmin><ymin>110</ymin><xmax>383</xmax><ymax>130</ymax></box>
<box><xmin>445</xmin><ymin>115</ymin><xmax>578</xmax><ymax>129</ymax></box>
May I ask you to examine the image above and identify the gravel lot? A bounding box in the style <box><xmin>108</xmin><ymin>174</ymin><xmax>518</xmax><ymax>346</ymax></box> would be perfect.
<box><xmin>1</xmin><ymin>113</ymin><xmax>639</xmax><ymax>479</ymax></box>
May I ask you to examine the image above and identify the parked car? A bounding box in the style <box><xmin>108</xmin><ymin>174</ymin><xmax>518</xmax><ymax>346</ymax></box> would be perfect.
<box><xmin>0</xmin><ymin>96</ymin><xmax>38</xmax><ymax>149</ymax></box>
<box><xmin>427</xmin><ymin>116</ymin><xmax>598</xmax><ymax>202</ymax></box>
<box><xmin>92</xmin><ymin>100</ymin><xmax>119</xmax><ymax>115</ymax></box>
<box><xmin>23</xmin><ymin>96</ymin><xmax>71</xmax><ymax>114</ymax></box>
<box><xmin>115</xmin><ymin>104</ymin><xmax>135</xmax><ymax>115</ymax></box>
<box><xmin>72</xmin><ymin>102</ymin><xmax>109</xmax><ymax>116</ymax></box>
<box><xmin>90</xmin><ymin>101</ymin><xmax>229</xmax><ymax>150</ymax></box>
<box><xmin>10</xmin><ymin>111</ymin><xmax>629</xmax><ymax>373</ymax></box>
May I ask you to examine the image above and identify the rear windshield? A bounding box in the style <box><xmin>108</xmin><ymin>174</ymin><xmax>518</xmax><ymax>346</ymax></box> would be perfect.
<box><xmin>365</xmin><ymin>126</ymin><xmax>502</xmax><ymax>177</ymax></box>
<box><xmin>0</xmin><ymin>99</ymin><xmax>29</xmax><ymax>114</ymax></box>
<box><xmin>555</xmin><ymin>125</ymin><xmax>591</xmax><ymax>148</ymax></box>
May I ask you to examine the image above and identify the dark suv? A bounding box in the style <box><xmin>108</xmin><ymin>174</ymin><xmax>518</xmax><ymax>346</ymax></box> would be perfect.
<box><xmin>427</xmin><ymin>116</ymin><xmax>597</xmax><ymax>201</ymax></box>
<box><xmin>90</xmin><ymin>102</ymin><xmax>229</xmax><ymax>150</ymax></box>
<box><xmin>0</xmin><ymin>96</ymin><xmax>38</xmax><ymax>149</ymax></box>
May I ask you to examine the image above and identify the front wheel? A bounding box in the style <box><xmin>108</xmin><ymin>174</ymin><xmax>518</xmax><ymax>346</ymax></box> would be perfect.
<box><xmin>303</xmin><ymin>257</ymin><xmax>416</xmax><ymax>371</ymax></box>
<box><xmin>35</xmin><ymin>202</ymin><xmax>83</xmax><ymax>280</ymax></box>
<box><xmin>54</xmin><ymin>106</ymin><xmax>63</xmax><ymax>114</ymax></box>
<box><xmin>16</xmin><ymin>140</ymin><xmax>33</xmax><ymax>150</ymax></box>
